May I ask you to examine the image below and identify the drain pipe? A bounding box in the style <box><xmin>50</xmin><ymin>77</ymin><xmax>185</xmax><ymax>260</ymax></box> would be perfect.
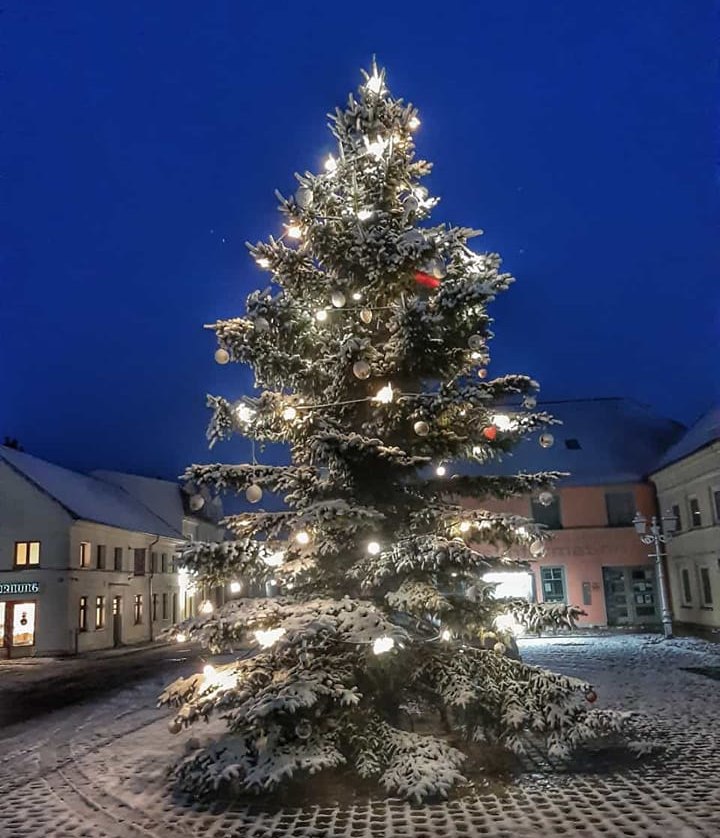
<box><xmin>147</xmin><ymin>535</ymin><xmax>160</xmax><ymax>642</ymax></box>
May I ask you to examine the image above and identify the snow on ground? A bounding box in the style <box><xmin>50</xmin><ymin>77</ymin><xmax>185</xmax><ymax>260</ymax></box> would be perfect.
<box><xmin>0</xmin><ymin>633</ymin><xmax>718</xmax><ymax>837</ymax></box>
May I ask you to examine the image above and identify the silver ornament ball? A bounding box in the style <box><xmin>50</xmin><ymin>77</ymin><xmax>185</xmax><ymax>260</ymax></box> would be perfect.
<box><xmin>189</xmin><ymin>494</ymin><xmax>205</xmax><ymax>512</ymax></box>
<box><xmin>246</xmin><ymin>484</ymin><xmax>263</xmax><ymax>504</ymax></box>
<box><xmin>214</xmin><ymin>348</ymin><xmax>230</xmax><ymax>365</ymax></box>
<box><xmin>330</xmin><ymin>290</ymin><xmax>346</xmax><ymax>308</ymax></box>
<box><xmin>539</xmin><ymin>433</ymin><xmax>555</xmax><ymax>449</ymax></box>
<box><xmin>413</xmin><ymin>420</ymin><xmax>430</xmax><ymax>437</ymax></box>
<box><xmin>352</xmin><ymin>360</ymin><xmax>371</xmax><ymax>380</ymax></box>
<box><xmin>254</xmin><ymin>316</ymin><xmax>270</xmax><ymax>333</ymax></box>
<box><xmin>538</xmin><ymin>491</ymin><xmax>554</xmax><ymax>507</ymax></box>
<box><xmin>295</xmin><ymin>186</ymin><xmax>313</xmax><ymax>208</ymax></box>
<box><xmin>468</xmin><ymin>334</ymin><xmax>484</xmax><ymax>351</ymax></box>
<box><xmin>530</xmin><ymin>540</ymin><xmax>545</xmax><ymax>557</ymax></box>
<box><xmin>359</xmin><ymin>308</ymin><xmax>373</xmax><ymax>324</ymax></box>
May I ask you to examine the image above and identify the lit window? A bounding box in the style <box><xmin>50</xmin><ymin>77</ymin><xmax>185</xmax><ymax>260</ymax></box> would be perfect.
<box><xmin>14</xmin><ymin>541</ymin><xmax>40</xmax><ymax>567</ymax></box>
<box><xmin>79</xmin><ymin>542</ymin><xmax>91</xmax><ymax>568</ymax></box>
<box><xmin>134</xmin><ymin>594</ymin><xmax>143</xmax><ymax>624</ymax></box>
<box><xmin>95</xmin><ymin>596</ymin><xmax>105</xmax><ymax>629</ymax></box>
<box><xmin>79</xmin><ymin>596</ymin><xmax>88</xmax><ymax>631</ymax></box>
<box><xmin>689</xmin><ymin>498</ymin><xmax>702</xmax><ymax>528</ymax></box>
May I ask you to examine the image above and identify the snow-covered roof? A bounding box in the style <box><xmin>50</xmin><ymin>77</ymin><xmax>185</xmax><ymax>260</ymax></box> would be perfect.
<box><xmin>460</xmin><ymin>398</ymin><xmax>685</xmax><ymax>486</ymax></box>
<box><xmin>0</xmin><ymin>447</ymin><xmax>182</xmax><ymax>538</ymax></box>
<box><xmin>651</xmin><ymin>405</ymin><xmax>720</xmax><ymax>473</ymax></box>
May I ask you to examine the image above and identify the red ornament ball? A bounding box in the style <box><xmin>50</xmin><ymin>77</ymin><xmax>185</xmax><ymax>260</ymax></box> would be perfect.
<box><xmin>414</xmin><ymin>270</ymin><xmax>441</xmax><ymax>290</ymax></box>
<box><xmin>585</xmin><ymin>689</ymin><xmax>598</xmax><ymax>703</ymax></box>
<box><xmin>482</xmin><ymin>426</ymin><xmax>498</xmax><ymax>441</ymax></box>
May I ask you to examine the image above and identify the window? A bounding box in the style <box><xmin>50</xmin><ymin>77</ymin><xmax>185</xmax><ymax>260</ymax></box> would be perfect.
<box><xmin>531</xmin><ymin>495</ymin><xmax>562</xmax><ymax>529</ymax></box>
<box><xmin>79</xmin><ymin>596</ymin><xmax>88</xmax><ymax>631</ymax></box>
<box><xmin>680</xmin><ymin>568</ymin><xmax>693</xmax><ymax>605</ymax></box>
<box><xmin>114</xmin><ymin>547</ymin><xmax>123</xmax><ymax>571</ymax></box>
<box><xmin>133</xmin><ymin>548</ymin><xmax>146</xmax><ymax>576</ymax></box>
<box><xmin>712</xmin><ymin>489</ymin><xmax>720</xmax><ymax>523</ymax></box>
<box><xmin>700</xmin><ymin>568</ymin><xmax>713</xmax><ymax>607</ymax></box>
<box><xmin>689</xmin><ymin>497</ymin><xmax>702</xmax><ymax>528</ymax></box>
<box><xmin>79</xmin><ymin>542</ymin><xmax>91</xmax><ymax>568</ymax></box>
<box><xmin>14</xmin><ymin>541</ymin><xmax>40</xmax><ymax>567</ymax></box>
<box><xmin>95</xmin><ymin>596</ymin><xmax>106</xmax><ymax>629</ymax></box>
<box><xmin>672</xmin><ymin>504</ymin><xmax>682</xmax><ymax>532</ymax></box>
<box><xmin>161</xmin><ymin>553</ymin><xmax>168</xmax><ymax>574</ymax></box>
<box><xmin>564</xmin><ymin>438</ymin><xmax>581</xmax><ymax>450</ymax></box>
<box><xmin>150</xmin><ymin>552</ymin><xmax>158</xmax><ymax>574</ymax></box>
<box><xmin>171</xmin><ymin>592</ymin><xmax>178</xmax><ymax>623</ymax></box>
<box><xmin>162</xmin><ymin>592</ymin><xmax>169</xmax><ymax>620</ymax></box>
<box><xmin>152</xmin><ymin>593</ymin><xmax>158</xmax><ymax>622</ymax></box>
<box><xmin>540</xmin><ymin>567</ymin><xmax>566</xmax><ymax>603</ymax></box>
<box><xmin>96</xmin><ymin>544</ymin><xmax>106</xmax><ymax>570</ymax></box>
<box><xmin>134</xmin><ymin>594</ymin><xmax>143</xmax><ymax>624</ymax></box>
<box><xmin>605</xmin><ymin>492</ymin><xmax>635</xmax><ymax>527</ymax></box>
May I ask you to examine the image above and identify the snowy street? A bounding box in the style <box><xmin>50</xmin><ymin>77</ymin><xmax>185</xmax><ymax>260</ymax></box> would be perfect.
<box><xmin>0</xmin><ymin>633</ymin><xmax>718</xmax><ymax>837</ymax></box>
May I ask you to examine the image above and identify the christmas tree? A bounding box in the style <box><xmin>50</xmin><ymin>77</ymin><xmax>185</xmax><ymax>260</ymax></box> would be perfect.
<box><xmin>160</xmin><ymin>64</ymin><xmax>628</xmax><ymax>802</ymax></box>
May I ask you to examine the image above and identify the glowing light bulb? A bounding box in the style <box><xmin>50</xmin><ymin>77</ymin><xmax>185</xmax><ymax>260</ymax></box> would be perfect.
<box><xmin>459</xmin><ymin>521</ymin><xmax>471</xmax><ymax>533</ymax></box>
<box><xmin>352</xmin><ymin>292</ymin><xmax>362</xmax><ymax>301</ymax></box>
<box><xmin>324</xmin><ymin>154</ymin><xmax>337</xmax><ymax>173</ymax></box>
<box><xmin>492</xmin><ymin>413</ymin><xmax>514</xmax><ymax>431</ymax></box>
<box><xmin>282</xmin><ymin>406</ymin><xmax>298</xmax><ymax>421</ymax></box>
<box><xmin>235</xmin><ymin>404</ymin><xmax>255</xmax><ymax>424</ymax></box>
<box><xmin>203</xmin><ymin>664</ymin><xmax>216</xmax><ymax>679</ymax></box>
<box><xmin>254</xmin><ymin>627</ymin><xmax>286</xmax><ymax>648</ymax></box>
<box><xmin>262</xmin><ymin>550</ymin><xmax>285</xmax><ymax>568</ymax></box>
<box><xmin>199</xmin><ymin>600</ymin><xmax>214</xmax><ymax>615</ymax></box>
<box><xmin>372</xmin><ymin>384</ymin><xmax>394</xmax><ymax>404</ymax></box>
<box><xmin>256</xmin><ymin>257</ymin><xmax>270</xmax><ymax>268</ymax></box>
<box><xmin>365</xmin><ymin>72</ymin><xmax>384</xmax><ymax>95</ymax></box>
<box><xmin>471</xmin><ymin>351</ymin><xmax>481</xmax><ymax>360</ymax></box>
<box><xmin>517</xmin><ymin>526</ymin><xmax>527</xmax><ymax>537</ymax></box>
<box><xmin>357</xmin><ymin>208</ymin><xmax>373</xmax><ymax>221</ymax></box>
<box><xmin>366</xmin><ymin>138</ymin><xmax>387</xmax><ymax>159</ymax></box>
<box><xmin>175</xmin><ymin>632</ymin><xmax>187</xmax><ymax>644</ymax></box>
<box><xmin>367</xmin><ymin>541</ymin><xmax>381</xmax><ymax>555</ymax></box>
<box><xmin>295</xmin><ymin>530</ymin><xmax>310</xmax><ymax>546</ymax></box>
<box><xmin>372</xmin><ymin>635</ymin><xmax>394</xmax><ymax>655</ymax></box>
<box><xmin>408</xmin><ymin>115</ymin><xmax>421</xmax><ymax>130</ymax></box>
<box><xmin>315</xmin><ymin>309</ymin><xmax>329</xmax><ymax>322</ymax></box>
<box><xmin>472</xmin><ymin>445</ymin><xmax>482</xmax><ymax>456</ymax></box>
<box><xmin>229</xmin><ymin>581</ymin><xmax>242</xmax><ymax>594</ymax></box>
<box><xmin>441</xmin><ymin>629</ymin><xmax>452</xmax><ymax>641</ymax></box>
<box><xmin>286</xmin><ymin>224</ymin><xmax>302</xmax><ymax>239</ymax></box>
<box><xmin>435</xmin><ymin>465</ymin><xmax>447</xmax><ymax>477</ymax></box>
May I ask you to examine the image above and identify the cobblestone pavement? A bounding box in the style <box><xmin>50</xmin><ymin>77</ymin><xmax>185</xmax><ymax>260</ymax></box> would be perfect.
<box><xmin>0</xmin><ymin>634</ymin><xmax>718</xmax><ymax>837</ymax></box>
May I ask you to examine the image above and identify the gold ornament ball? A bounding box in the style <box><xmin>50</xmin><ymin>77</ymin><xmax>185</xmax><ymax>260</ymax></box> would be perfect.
<box><xmin>539</xmin><ymin>433</ymin><xmax>555</xmax><ymax>448</ymax></box>
<box><xmin>214</xmin><ymin>348</ymin><xmax>230</xmax><ymax>365</ymax></box>
<box><xmin>477</xmin><ymin>368</ymin><xmax>488</xmax><ymax>379</ymax></box>
<box><xmin>246</xmin><ymin>484</ymin><xmax>263</xmax><ymax>504</ymax></box>
<box><xmin>360</xmin><ymin>308</ymin><xmax>373</xmax><ymax>324</ymax></box>
<box><xmin>352</xmin><ymin>360</ymin><xmax>371</xmax><ymax>380</ymax></box>
<box><xmin>413</xmin><ymin>420</ymin><xmax>430</xmax><ymax>437</ymax></box>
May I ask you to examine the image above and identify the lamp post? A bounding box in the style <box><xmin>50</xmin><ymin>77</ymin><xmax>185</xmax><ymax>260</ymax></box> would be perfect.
<box><xmin>632</xmin><ymin>510</ymin><xmax>677</xmax><ymax>639</ymax></box>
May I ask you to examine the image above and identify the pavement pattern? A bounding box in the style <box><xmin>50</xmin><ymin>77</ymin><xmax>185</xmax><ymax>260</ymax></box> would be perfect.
<box><xmin>0</xmin><ymin>634</ymin><xmax>718</xmax><ymax>837</ymax></box>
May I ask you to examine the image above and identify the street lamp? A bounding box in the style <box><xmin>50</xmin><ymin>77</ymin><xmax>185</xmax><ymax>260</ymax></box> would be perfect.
<box><xmin>632</xmin><ymin>510</ymin><xmax>677</xmax><ymax>638</ymax></box>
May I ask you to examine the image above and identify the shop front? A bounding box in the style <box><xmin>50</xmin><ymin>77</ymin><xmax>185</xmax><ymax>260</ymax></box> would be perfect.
<box><xmin>0</xmin><ymin>581</ymin><xmax>39</xmax><ymax>657</ymax></box>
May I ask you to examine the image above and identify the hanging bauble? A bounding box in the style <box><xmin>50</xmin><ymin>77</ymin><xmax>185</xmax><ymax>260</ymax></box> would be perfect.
<box><xmin>352</xmin><ymin>360</ymin><xmax>371</xmax><ymax>380</ymax></box>
<box><xmin>401</xmin><ymin>194</ymin><xmax>419</xmax><ymax>224</ymax></box>
<box><xmin>493</xmin><ymin>642</ymin><xmax>506</xmax><ymax>655</ymax></box>
<box><xmin>539</xmin><ymin>433</ymin><xmax>555</xmax><ymax>448</ymax></box>
<box><xmin>189</xmin><ymin>494</ymin><xmax>205</xmax><ymax>512</ymax></box>
<box><xmin>477</xmin><ymin>369</ymin><xmax>488</xmax><ymax>379</ymax></box>
<box><xmin>214</xmin><ymin>348</ymin><xmax>230</xmax><ymax>365</ymax></box>
<box><xmin>295</xmin><ymin>720</ymin><xmax>313</xmax><ymax>740</ymax></box>
<box><xmin>468</xmin><ymin>334</ymin><xmax>484</xmax><ymax>351</ymax></box>
<box><xmin>254</xmin><ymin>316</ymin><xmax>270</xmax><ymax>332</ymax></box>
<box><xmin>424</xmin><ymin>257</ymin><xmax>446</xmax><ymax>279</ymax></box>
<box><xmin>413</xmin><ymin>420</ymin><xmax>430</xmax><ymax>437</ymax></box>
<box><xmin>523</xmin><ymin>396</ymin><xmax>537</xmax><ymax>409</ymax></box>
<box><xmin>538</xmin><ymin>491</ymin><xmax>554</xmax><ymax>507</ymax></box>
<box><xmin>360</xmin><ymin>308</ymin><xmax>373</xmax><ymax>324</ymax></box>
<box><xmin>168</xmin><ymin>718</ymin><xmax>183</xmax><ymax>735</ymax></box>
<box><xmin>331</xmin><ymin>290</ymin><xmax>346</xmax><ymax>308</ymax></box>
<box><xmin>585</xmin><ymin>688</ymin><xmax>598</xmax><ymax>704</ymax></box>
<box><xmin>245</xmin><ymin>484</ymin><xmax>263</xmax><ymax>504</ymax></box>
<box><xmin>482</xmin><ymin>426</ymin><xmax>497</xmax><ymax>441</ymax></box>
<box><xmin>295</xmin><ymin>185</ymin><xmax>313</xmax><ymax>208</ymax></box>
<box><xmin>414</xmin><ymin>270</ymin><xmax>441</xmax><ymax>289</ymax></box>
<box><xmin>530</xmin><ymin>540</ymin><xmax>545</xmax><ymax>558</ymax></box>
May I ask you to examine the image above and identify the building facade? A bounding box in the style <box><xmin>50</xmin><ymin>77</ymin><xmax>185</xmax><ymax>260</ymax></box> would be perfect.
<box><xmin>651</xmin><ymin>407</ymin><xmax>720</xmax><ymax>631</ymax></box>
<box><xmin>461</xmin><ymin>398</ymin><xmax>685</xmax><ymax>628</ymax></box>
<box><xmin>0</xmin><ymin>447</ymin><xmax>224</xmax><ymax>657</ymax></box>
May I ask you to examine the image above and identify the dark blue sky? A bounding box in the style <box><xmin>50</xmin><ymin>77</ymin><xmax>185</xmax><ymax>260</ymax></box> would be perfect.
<box><xmin>2</xmin><ymin>2</ymin><xmax>718</xmax><ymax>479</ymax></box>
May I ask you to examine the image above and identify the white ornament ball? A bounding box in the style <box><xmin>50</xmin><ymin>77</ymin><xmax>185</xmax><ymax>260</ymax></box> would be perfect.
<box><xmin>245</xmin><ymin>484</ymin><xmax>263</xmax><ymax>504</ymax></box>
<box><xmin>413</xmin><ymin>420</ymin><xmax>430</xmax><ymax>437</ymax></box>
<box><xmin>189</xmin><ymin>494</ymin><xmax>205</xmax><ymax>512</ymax></box>
<box><xmin>468</xmin><ymin>334</ymin><xmax>484</xmax><ymax>350</ymax></box>
<box><xmin>539</xmin><ymin>433</ymin><xmax>555</xmax><ymax>449</ymax></box>
<box><xmin>352</xmin><ymin>360</ymin><xmax>371</xmax><ymax>380</ymax></box>
<box><xmin>360</xmin><ymin>308</ymin><xmax>373</xmax><ymax>324</ymax></box>
<box><xmin>295</xmin><ymin>186</ymin><xmax>313</xmax><ymax>208</ymax></box>
<box><xmin>168</xmin><ymin>718</ymin><xmax>183</xmax><ymax>735</ymax></box>
<box><xmin>254</xmin><ymin>316</ymin><xmax>270</xmax><ymax>332</ymax></box>
<box><xmin>331</xmin><ymin>290</ymin><xmax>346</xmax><ymax>308</ymax></box>
<box><xmin>530</xmin><ymin>540</ymin><xmax>545</xmax><ymax>558</ymax></box>
<box><xmin>538</xmin><ymin>491</ymin><xmax>554</xmax><ymax>507</ymax></box>
<box><xmin>214</xmin><ymin>348</ymin><xmax>230</xmax><ymax>365</ymax></box>
<box><xmin>493</xmin><ymin>642</ymin><xmax>506</xmax><ymax>655</ymax></box>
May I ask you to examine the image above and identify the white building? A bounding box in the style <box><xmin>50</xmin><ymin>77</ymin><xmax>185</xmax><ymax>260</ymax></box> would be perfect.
<box><xmin>651</xmin><ymin>406</ymin><xmax>720</xmax><ymax>631</ymax></box>
<box><xmin>0</xmin><ymin>446</ymin><xmax>224</xmax><ymax>657</ymax></box>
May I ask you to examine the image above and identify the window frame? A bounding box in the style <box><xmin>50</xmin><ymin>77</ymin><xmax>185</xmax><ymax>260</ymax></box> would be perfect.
<box><xmin>671</xmin><ymin>503</ymin><xmax>682</xmax><ymax>532</ymax></box>
<box><xmin>14</xmin><ymin>541</ymin><xmax>41</xmax><ymax>568</ymax></box>
<box><xmin>79</xmin><ymin>541</ymin><xmax>91</xmax><ymax>568</ymax></box>
<box><xmin>113</xmin><ymin>547</ymin><xmax>123</xmax><ymax>571</ymax></box>
<box><xmin>161</xmin><ymin>553</ymin><xmax>168</xmax><ymax>574</ymax></box>
<box><xmin>95</xmin><ymin>595</ymin><xmax>106</xmax><ymax>629</ymax></box>
<box><xmin>96</xmin><ymin>544</ymin><xmax>106</xmax><ymax>570</ymax></box>
<box><xmin>699</xmin><ymin>567</ymin><xmax>713</xmax><ymax>607</ymax></box>
<box><xmin>688</xmin><ymin>496</ymin><xmax>702</xmax><ymax>529</ymax></box>
<box><xmin>133</xmin><ymin>548</ymin><xmax>146</xmax><ymax>577</ymax></box>
<box><xmin>604</xmin><ymin>491</ymin><xmax>636</xmax><ymax>527</ymax></box>
<box><xmin>79</xmin><ymin>596</ymin><xmax>88</xmax><ymax>632</ymax></box>
<box><xmin>162</xmin><ymin>592</ymin><xmax>169</xmax><ymax>620</ymax></box>
<box><xmin>134</xmin><ymin>594</ymin><xmax>143</xmax><ymax>625</ymax></box>
<box><xmin>680</xmin><ymin>567</ymin><xmax>693</xmax><ymax>606</ymax></box>
<box><xmin>539</xmin><ymin>566</ymin><xmax>566</xmax><ymax>604</ymax></box>
<box><xmin>711</xmin><ymin>487</ymin><xmax>720</xmax><ymax>524</ymax></box>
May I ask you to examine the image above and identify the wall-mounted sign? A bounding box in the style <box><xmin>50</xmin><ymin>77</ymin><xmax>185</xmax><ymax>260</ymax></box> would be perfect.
<box><xmin>0</xmin><ymin>581</ymin><xmax>40</xmax><ymax>595</ymax></box>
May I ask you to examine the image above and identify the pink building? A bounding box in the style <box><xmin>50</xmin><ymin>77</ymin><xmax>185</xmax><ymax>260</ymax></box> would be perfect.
<box><xmin>461</xmin><ymin>398</ymin><xmax>684</xmax><ymax>628</ymax></box>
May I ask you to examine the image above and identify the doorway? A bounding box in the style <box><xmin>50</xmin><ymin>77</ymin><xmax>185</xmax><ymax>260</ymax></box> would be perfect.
<box><xmin>1</xmin><ymin>601</ymin><xmax>37</xmax><ymax>657</ymax></box>
<box><xmin>603</xmin><ymin>566</ymin><xmax>659</xmax><ymax>625</ymax></box>
<box><xmin>112</xmin><ymin>596</ymin><xmax>123</xmax><ymax>647</ymax></box>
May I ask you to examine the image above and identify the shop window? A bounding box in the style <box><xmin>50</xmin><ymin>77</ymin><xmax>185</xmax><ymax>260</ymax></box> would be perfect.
<box><xmin>700</xmin><ymin>568</ymin><xmax>713</xmax><ymax>607</ymax></box>
<box><xmin>672</xmin><ymin>504</ymin><xmax>682</xmax><ymax>532</ymax></box>
<box><xmin>680</xmin><ymin>568</ymin><xmax>693</xmax><ymax>605</ymax></box>
<box><xmin>79</xmin><ymin>542</ymin><xmax>91</xmax><ymax>568</ymax></box>
<box><xmin>605</xmin><ymin>492</ymin><xmax>635</xmax><ymax>527</ymax></box>
<box><xmin>11</xmin><ymin>603</ymin><xmax>35</xmax><ymax>646</ymax></box>
<box><xmin>689</xmin><ymin>497</ymin><xmax>702</xmax><ymax>528</ymax></box>
<box><xmin>531</xmin><ymin>495</ymin><xmax>562</xmax><ymax>529</ymax></box>
<box><xmin>540</xmin><ymin>566</ymin><xmax>566</xmax><ymax>603</ymax></box>
<box><xmin>161</xmin><ymin>553</ymin><xmax>168</xmax><ymax>573</ymax></box>
<box><xmin>133</xmin><ymin>549</ymin><xmax>146</xmax><ymax>576</ymax></box>
<box><xmin>95</xmin><ymin>596</ymin><xmax>106</xmax><ymax>629</ymax></box>
<box><xmin>79</xmin><ymin>596</ymin><xmax>88</xmax><ymax>631</ymax></box>
<box><xmin>114</xmin><ymin>547</ymin><xmax>123</xmax><ymax>571</ymax></box>
<box><xmin>162</xmin><ymin>592</ymin><xmax>169</xmax><ymax>620</ymax></box>
<box><xmin>134</xmin><ymin>594</ymin><xmax>143</xmax><ymax>624</ymax></box>
<box><xmin>96</xmin><ymin>544</ymin><xmax>106</xmax><ymax>570</ymax></box>
<box><xmin>152</xmin><ymin>593</ymin><xmax>158</xmax><ymax>622</ymax></box>
<box><xmin>14</xmin><ymin>541</ymin><xmax>40</xmax><ymax>567</ymax></box>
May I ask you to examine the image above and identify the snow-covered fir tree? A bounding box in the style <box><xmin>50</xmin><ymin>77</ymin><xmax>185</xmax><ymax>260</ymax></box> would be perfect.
<box><xmin>160</xmin><ymin>63</ymin><xmax>629</xmax><ymax>802</ymax></box>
